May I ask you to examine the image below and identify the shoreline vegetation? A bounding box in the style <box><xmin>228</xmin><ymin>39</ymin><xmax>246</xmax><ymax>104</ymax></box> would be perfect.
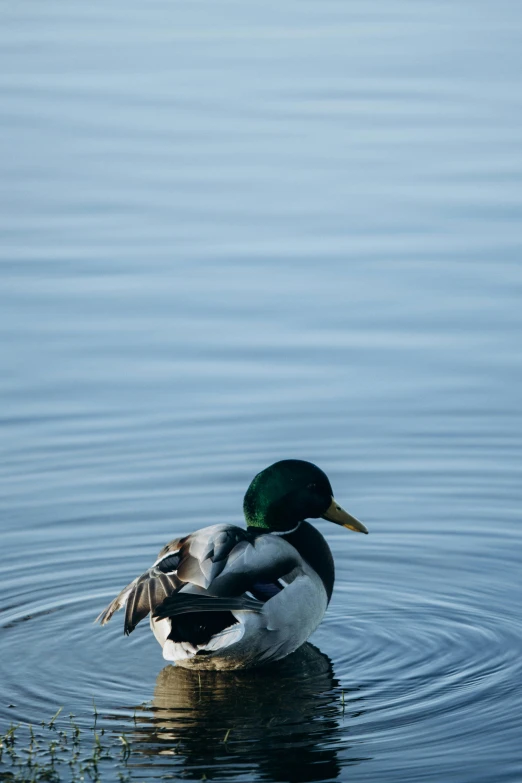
<box><xmin>0</xmin><ymin>704</ymin><xmax>131</xmax><ymax>783</ymax></box>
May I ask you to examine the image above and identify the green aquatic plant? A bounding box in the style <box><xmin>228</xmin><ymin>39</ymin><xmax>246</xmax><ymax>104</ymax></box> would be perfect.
<box><xmin>0</xmin><ymin>703</ymin><xmax>132</xmax><ymax>783</ymax></box>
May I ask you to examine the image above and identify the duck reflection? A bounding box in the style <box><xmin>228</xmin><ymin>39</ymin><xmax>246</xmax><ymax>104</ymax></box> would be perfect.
<box><xmin>130</xmin><ymin>644</ymin><xmax>366</xmax><ymax>782</ymax></box>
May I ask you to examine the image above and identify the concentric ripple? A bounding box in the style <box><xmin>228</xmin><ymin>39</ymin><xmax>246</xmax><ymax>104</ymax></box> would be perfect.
<box><xmin>1</xmin><ymin>522</ymin><xmax>521</xmax><ymax>782</ymax></box>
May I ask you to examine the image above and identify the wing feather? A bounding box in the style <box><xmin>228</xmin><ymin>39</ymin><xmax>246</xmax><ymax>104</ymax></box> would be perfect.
<box><xmin>157</xmin><ymin>572</ymin><xmax>172</xmax><ymax>596</ymax></box>
<box><xmin>96</xmin><ymin>525</ymin><xmax>303</xmax><ymax>636</ymax></box>
<box><xmin>165</xmin><ymin>573</ymin><xmax>178</xmax><ymax>591</ymax></box>
<box><xmin>96</xmin><ymin>526</ymin><xmax>252</xmax><ymax>634</ymax></box>
<box><xmin>95</xmin><ymin>578</ymin><xmax>138</xmax><ymax>626</ymax></box>
<box><xmin>124</xmin><ymin>580</ymin><xmax>149</xmax><ymax>635</ymax></box>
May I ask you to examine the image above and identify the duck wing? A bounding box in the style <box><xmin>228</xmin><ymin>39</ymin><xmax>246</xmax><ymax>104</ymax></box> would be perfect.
<box><xmin>95</xmin><ymin>535</ymin><xmax>185</xmax><ymax>634</ymax></box>
<box><xmin>96</xmin><ymin>525</ymin><xmax>299</xmax><ymax>635</ymax></box>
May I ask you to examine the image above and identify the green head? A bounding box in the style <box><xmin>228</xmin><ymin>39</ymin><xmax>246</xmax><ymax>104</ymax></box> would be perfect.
<box><xmin>243</xmin><ymin>459</ymin><xmax>368</xmax><ymax>534</ymax></box>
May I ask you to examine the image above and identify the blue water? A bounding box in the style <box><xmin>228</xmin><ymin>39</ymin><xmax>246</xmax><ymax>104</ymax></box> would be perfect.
<box><xmin>1</xmin><ymin>1</ymin><xmax>522</xmax><ymax>781</ymax></box>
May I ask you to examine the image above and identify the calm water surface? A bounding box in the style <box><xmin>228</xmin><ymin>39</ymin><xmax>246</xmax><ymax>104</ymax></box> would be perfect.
<box><xmin>1</xmin><ymin>1</ymin><xmax>522</xmax><ymax>781</ymax></box>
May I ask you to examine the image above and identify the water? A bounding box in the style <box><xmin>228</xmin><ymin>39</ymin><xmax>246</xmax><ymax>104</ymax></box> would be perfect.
<box><xmin>1</xmin><ymin>0</ymin><xmax>522</xmax><ymax>780</ymax></box>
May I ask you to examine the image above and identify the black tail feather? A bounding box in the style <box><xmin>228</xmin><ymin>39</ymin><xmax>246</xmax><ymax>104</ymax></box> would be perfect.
<box><xmin>153</xmin><ymin>593</ymin><xmax>263</xmax><ymax>619</ymax></box>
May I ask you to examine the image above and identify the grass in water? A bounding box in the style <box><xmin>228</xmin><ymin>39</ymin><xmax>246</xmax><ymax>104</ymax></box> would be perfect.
<box><xmin>0</xmin><ymin>703</ymin><xmax>132</xmax><ymax>783</ymax></box>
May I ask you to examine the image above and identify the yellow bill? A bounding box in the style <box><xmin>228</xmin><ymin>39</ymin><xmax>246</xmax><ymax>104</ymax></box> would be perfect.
<box><xmin>322</xmin><ymin>497</ymin><xmax>368</xmax><ymax>534</ymax></box>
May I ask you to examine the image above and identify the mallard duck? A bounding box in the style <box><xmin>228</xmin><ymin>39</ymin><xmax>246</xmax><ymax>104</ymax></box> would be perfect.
<box><xmin>96</xmin><ymin>459</ymin><xmax>368</xmax><ymax>670</ymax></box>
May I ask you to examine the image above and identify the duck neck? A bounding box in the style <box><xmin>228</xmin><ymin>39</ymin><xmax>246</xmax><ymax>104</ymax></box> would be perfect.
<box><xmin>281</xmin><ymin>521</ymin><xmax>335</xmax><ymax>604</ymax></box>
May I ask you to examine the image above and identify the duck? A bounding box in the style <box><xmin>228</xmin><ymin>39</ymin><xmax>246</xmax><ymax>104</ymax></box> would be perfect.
<box><xmin>96</xmin><ymin>459</ymin><xmax>368</xmax><ymax>670</ymax></box>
